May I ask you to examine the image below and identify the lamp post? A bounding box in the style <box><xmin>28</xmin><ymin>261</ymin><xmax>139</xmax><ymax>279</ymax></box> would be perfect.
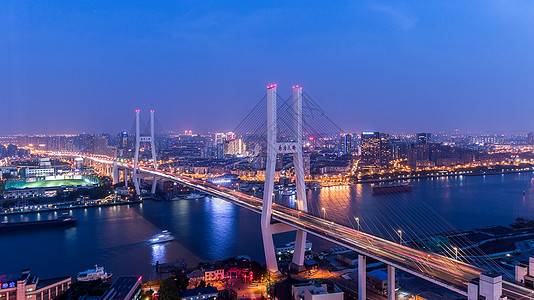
<box><xmin>322</xmin><ymin>207</ymin><xmax>326</xmax><ymax>219</ymax></box>
<box><xmin>453</xmin><ymin>247</ymin><xmax>458</xmax><ymax>260</ymax></box>
<box><xmin>354</xmin><ymin>217</ymin><xmax>360</xmax><ymax>231</ymax></box>
<box><xmin>397</xmin><ymin>230</ymin><xmax>403</xmax><ymax>244</ymax></box>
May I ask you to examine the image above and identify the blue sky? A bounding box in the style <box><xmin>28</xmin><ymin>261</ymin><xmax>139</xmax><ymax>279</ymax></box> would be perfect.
<box><xmin>1</xmin><ymin>1</ymin><xmax>534</xmax><ymax>134</ymax></box>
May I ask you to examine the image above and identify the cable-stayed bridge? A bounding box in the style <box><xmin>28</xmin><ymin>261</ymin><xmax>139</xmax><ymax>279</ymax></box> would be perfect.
<box><xmin>42</xmin><ymin>85</ymin><xmax>534</xmax><ymax>300</ymax></box>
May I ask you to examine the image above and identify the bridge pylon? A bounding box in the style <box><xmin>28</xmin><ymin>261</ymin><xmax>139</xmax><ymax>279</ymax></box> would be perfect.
<box><xmin>261</xmin><ymin>84</ymin><xmax>308</xmax><ymax>274</ymax></box>
<box><xmin>133</xmin><ymin>109</ymin><xmax>158</xmax><ymax>196</ymax></box>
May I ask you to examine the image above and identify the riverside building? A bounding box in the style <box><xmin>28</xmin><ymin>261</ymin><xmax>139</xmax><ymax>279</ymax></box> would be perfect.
<box><xmin>0</xmin><ymin>269</ymin><xmax>71</xmax><ymax>300</ymax></box>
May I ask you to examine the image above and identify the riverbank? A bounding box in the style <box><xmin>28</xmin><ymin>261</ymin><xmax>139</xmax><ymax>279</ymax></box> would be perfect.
<box><xmin>353</xmin><ymin>167</ymin><xmax>534</xmax><ymax>184</ymax></box>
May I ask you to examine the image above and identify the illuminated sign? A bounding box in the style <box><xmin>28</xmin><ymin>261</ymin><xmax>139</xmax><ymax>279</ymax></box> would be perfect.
<box><xmin>0</xmin><ymin>282</ymin><xmax>16</xmax><ymax>289</ymax></box>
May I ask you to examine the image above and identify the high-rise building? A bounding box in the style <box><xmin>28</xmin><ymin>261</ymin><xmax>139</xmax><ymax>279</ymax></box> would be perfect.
<box><xmin>340</xmin><ymin>133</ymin><xmax>353</xmax><ymax>154</ymax></box>
<box><xmin>224</xmin><ymin>138</ymin><xmax>246</xmax><ymax>156</ymax></box>
<box><xmin>118</xmin><ymin>131</ymin><xmax>129</xmax><ymax>149</ymax></box>
<box><xmin>360</xmin><ymin>132</ymin><xmax>391</xmax><ymax>171</ymax></box>
<box><xmin>379</xmin><ymin>133</ymin><xmax>391</xmax><ymax>168</ymax></box>
<box><xmin>417</xmin><ymin>133</ymin><xmax>432</xmax><ymax>144</ymax></box>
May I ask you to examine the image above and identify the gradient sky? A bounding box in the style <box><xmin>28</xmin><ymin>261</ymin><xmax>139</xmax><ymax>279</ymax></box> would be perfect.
<box><xmin>1</xmin><ymin>1</ymin><xmax>534</xmax><ymax>135</ymax></box>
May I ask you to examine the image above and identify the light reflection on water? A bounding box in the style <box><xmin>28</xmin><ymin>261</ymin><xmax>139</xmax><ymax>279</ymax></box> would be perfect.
<box><xmin>151</xmin><ymin>243</ymin><xmax>166</xmax><ymax>265</ymax></box>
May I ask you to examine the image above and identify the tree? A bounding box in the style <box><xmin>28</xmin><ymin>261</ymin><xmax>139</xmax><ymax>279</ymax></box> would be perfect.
<box><xmin>197</xmin><ymin>280</ymin><xmax>206</xmax><ymax>289</ymax></box>
<box><xmin>175</xmin><ymin>273</ymin><xmax>190</xmax><ymax>292</ymax></box>
<box><xmin>158</xmin><ymin>278</ymin><xmax>180</xmax><ymax>300</ymax></box>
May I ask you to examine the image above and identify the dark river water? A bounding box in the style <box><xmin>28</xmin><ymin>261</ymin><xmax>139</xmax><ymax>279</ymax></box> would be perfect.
<box><xmin>2</xmin><ymin>172</ymin><xmax>534</xmax><ymax>280</ymax></box>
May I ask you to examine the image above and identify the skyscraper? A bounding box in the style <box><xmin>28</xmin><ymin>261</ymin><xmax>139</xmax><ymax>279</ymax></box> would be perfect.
<box><xmin>340</xmin><ymin>133</ymin><xmax>353</xmax><ymax>154</ymax></box>
<box><xmin>360</xmin><ymin>132</ymin><xmax>390</xmax><ymax>171</ymax></box>
<box><xmin>417</xmin><ymin>133</ymin><xmax>432</xmax><ymax>144</ymax></box>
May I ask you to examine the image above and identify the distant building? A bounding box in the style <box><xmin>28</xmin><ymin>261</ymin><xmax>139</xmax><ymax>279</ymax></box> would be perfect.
<box><xmin>340</xmin><ymin>133</ymin><xmax>353</xmax><ymax>154</ymax></box>
<box><xmin>417</xmin><ymin>133</ymin><xmax>432</xmax><ymax>144</ymax></box>
<box><xmin>224</xmin><ymin>138</ymin><xmax>246</xmax><ymax>156</ymax></box>
<box><xmin>118</xmin><ymin>131</ymin><xmax>129</xmax><ymax>149</ymax></box>
<box><xmin>0</xmin><ymin>269</ymin><xmax>71</xmax><ymax>300</ymax></box>
<box><xmin>360</xmin><ymin>132</ymin><xmax>390</xmax><ymax>171</ymax></box>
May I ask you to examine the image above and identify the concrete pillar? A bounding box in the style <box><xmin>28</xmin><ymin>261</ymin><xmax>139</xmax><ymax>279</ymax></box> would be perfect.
<box><xmin>529</xmin><ymin>257</ymin><xmax>534</xmax><ymax>277</ymax></box>
<box><xmin>467</xmin><ymin>282</ymin><xmax>478</xmax><ymax>300</ymax></box>
<box><xmin>261</xmin><ymin>84</ymin><xmax>279</xmax><ymax>275</ymax></box>
<box><xmin>151</xmin><ymin>177</ymin><xmax>157</xmax><ymax>194</ymax></box>
<box><xmin>133</xmin><ymin>110</ymin><xmax>141</xmax><ymax>195</ymax></box>
<box><xmin>290</xmin><ymin>85</ymin><xmax>307</xmax><ymax>272</ymax></box>
<box><xmin>112</xmin><ymin>160</ymin><xmax>118</xmax><ymax>185</ymax></box>
<box><xmin>290</xmin><ymin>230</ymin><xmax>307</xmax><ymax>272</ymax></box>
<box><xmin>150</xmin><ymin>110</ymin><xmax>158</xmax><ymax>195</ymax></box>
<box><xmin>123</xmin><ymin>169</ymin><xmax>128</xmax><ymax>187</ymax></box>
<box><xmin>358</xmin><ymin>254</ymin><xmax>366</xmax><ymax>300</ymax></box>
<box><xmin>479</xmin><ymin>272</ymin><xmax>502</xmax><ymax>300</ymax></box>
<box><xmin>387</xmin><ymin>265</ymin><xmax>395</xmax><ymax>300</ymax></box>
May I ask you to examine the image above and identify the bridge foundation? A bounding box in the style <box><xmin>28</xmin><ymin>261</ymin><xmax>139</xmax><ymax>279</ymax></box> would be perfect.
<box><xmin>358</xmin><ymin>254</ymin><xmax>366</xmax><ymax>300</ymax></box>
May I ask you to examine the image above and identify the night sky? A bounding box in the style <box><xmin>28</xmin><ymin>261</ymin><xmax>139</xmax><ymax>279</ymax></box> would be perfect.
<box><xmin>1</xmin><ymin>1</ymin><xmax>534</xmax><ymax>135</ymax></box>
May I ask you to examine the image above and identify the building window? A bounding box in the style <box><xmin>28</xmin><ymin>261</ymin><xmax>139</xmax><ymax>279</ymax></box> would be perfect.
<box><xmin>27</xmin><ymin>296</ymin><xmax>33</xmax><ymax>299</ymax></box>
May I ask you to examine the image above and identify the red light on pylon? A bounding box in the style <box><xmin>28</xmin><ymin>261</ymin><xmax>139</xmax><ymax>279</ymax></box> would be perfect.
<box><xmin>150</xmin><ymin>110</ymin><xmax>154</xmax><ymax>112</ymax></box>
<box><xmin>135</xmin><ymin>110</ymin><xmax>140</xmax><ymax>113</ymax></box>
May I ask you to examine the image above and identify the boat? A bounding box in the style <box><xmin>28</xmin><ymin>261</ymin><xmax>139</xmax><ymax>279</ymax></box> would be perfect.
<box><xmin>372</xmin><ymin>182</ymin><xmax>413</xmax><ymax>195</ymax></box>
<box><xmin>281</xmin><ymin>189</ymin><xmax>296</xmax><ymax>196</ymax></box>
<box><xmin>308</xmin><ymin>182</ymin><xmax>322</xmax><ymax>190</ymax></box>
<box><xmin>77</xmin><ymin>265</ymin><xmax>112</xmax><ymax>282</ymax></box>
<box><xmin>183</xmin><ymin>193</ymin><xmax>204</xmax><ymax>200</ymax></box>
<box><xmin>275</xmin><ymin>241</ymin><xmax>312</xmax><ymax>255</ymax></box>
<box><xmin>0</xmin><ymin>214</ymin><xmax>77</xmax><ymax>232</ymax></box>
<box><xmin>149</xmin><ymin>230</ymin><xmax>174</xmax><ymax>244</ymax></box>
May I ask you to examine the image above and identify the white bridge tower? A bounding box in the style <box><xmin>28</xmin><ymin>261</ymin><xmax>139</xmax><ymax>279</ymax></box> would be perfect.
<box><xmin>133</xmin><ymin>109</ymin><xmax>158</xmax><ymax>196</ymax></box>
<box><xmin>261</xmin><ymin>84</ymin><xmax>308</xmax><ymax>274</ymax></box>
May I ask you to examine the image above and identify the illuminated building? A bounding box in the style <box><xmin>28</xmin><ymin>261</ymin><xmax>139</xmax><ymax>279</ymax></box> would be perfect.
<box><xmin>340</xmin><ymin>133</ymin><xmax>353</xmax><ymax>154</ymax></box>
<box><xmin>360</xmin><ymin>132</ymin><xmax>390</xmax><ymax>171</ymax></box>
<box><xmin>224</xmin><ymin>138</ymin><xmax>246</xmax><ymax>156</ymax></box>
<box><xmin>417</xmin><ymin>133</ymin><xmax>432</xmax><ymax>144</ymax></box>
<box><xmin>0</xmin><ymin>269</ymin><xmax>71</xmax><ymax>300</ymax></box>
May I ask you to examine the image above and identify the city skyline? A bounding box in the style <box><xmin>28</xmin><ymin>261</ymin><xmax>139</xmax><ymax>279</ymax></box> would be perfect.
<box><xmin>2</xmin><ymin>1</ymin><xmax>534</xmax><ymax>134</ymax></box>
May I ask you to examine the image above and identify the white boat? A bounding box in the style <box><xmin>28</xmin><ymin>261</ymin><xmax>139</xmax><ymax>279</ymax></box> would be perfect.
<box><xmin>77</xmin><ymin>265</ymin><xmax>112</xmax><ymax>282</ymax></box>
<box><xmin>149</xmin><ymin>230</ymin><xmax>174</xmax><ymax>244</ymax></box>
<box><xmin>183</xmin><ymin>193</ymin><xmax>204</xmax><ymax>200</ymax></box>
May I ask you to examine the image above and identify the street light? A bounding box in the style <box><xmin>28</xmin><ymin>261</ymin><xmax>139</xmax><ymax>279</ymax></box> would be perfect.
<box><xmin>453</xmin><ymin>247</ymin><xmax>458</xmax><ymax>260</ymax></box>
<box><xmin>322</xmin><ymin>207</ymin><xmax>326</xmax><ymax>219</ymax></box>
<box><xmin>354</xmin><ymin>217</ymin><xmax>360</xmax><ymax>231</ymax></box>
<box><xmin>397</xmin><ymin>229</ymin><xmax>402</xmax><ymax>244</ymax></box>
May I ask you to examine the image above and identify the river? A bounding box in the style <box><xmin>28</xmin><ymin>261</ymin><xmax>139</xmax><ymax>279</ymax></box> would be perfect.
<box><xmin>1</xmin><ymin>172</ymin><xmax>534</xmax><ymax>280</ymax></box>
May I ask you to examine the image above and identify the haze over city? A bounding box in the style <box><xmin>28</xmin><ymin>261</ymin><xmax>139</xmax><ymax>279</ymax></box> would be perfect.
<box><xmin>2</xmin><ymin>0</ymin><xmax>534</xmax><ymax>134</ymax></box>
